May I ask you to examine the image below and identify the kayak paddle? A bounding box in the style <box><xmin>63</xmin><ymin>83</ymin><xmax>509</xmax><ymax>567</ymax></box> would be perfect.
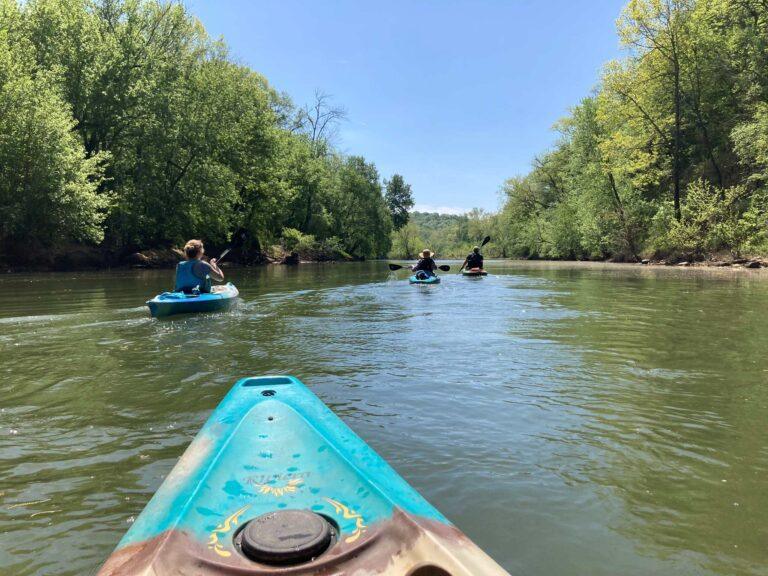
<box><xmin>459</xmin><ymin>235</ymin><xmax>491</xmax><ymax>273</ymax></box>
<box><xmin>388</xmin><ymin>263</ymin><xmax>451</xmax><ymax>272</ymax></box>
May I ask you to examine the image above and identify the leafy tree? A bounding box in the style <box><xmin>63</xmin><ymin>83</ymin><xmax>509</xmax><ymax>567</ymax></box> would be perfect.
<box><xmin>615</xmin><ymin>0</ymin><xmax>697</xmax><ymax>220</ymax></box>
<box><xmin>1</xmin><ymin>0</ymin><xmax>400</xmax><ymax>263</ymax></box>
<box><xmin>492</xmin><ymin>0</ymin><xmax>768</xmax><ymax>262</ymax></box>
<box><xmin>389</xmin><ymin>221</ymin><xmax>423</xmax><ymax>259</ymax></box>
<box><xmin>0</xmin><ymin>8</ymin><xmax>108</xmax><ymax>251</ymax></box>
<box><xmin>329</xmin><ymin>156</ymin><xmax>392</xmax><ymax>258</ymax></box>
<box><xmin>384</xmin><ymin>174</ymin><xmax>414</xmax><ymax>230</ymax></box>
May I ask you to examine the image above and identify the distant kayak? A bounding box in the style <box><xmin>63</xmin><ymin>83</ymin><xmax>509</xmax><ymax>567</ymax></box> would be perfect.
<box><xmin>409</xmin><ymin>274</ymin><xmax>441</xmax><ymax>284</ymax></box>
<box><xmin>98</xmin><ymin>376</ymin><xmax>509</xmax><ymax>575</ymax></box>
<box><xmin>146</xmin><ymin>283</ymin><xmax>239</xmax><ymax>318</ymax></box>
<box><xmin>462</xmin><ymin>268</ymin><xmax>488</xmax><ymax>277</ymax></box>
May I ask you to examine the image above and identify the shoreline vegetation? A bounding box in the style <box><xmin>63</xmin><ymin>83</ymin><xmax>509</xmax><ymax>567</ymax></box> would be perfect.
<box><xmin>4</xmin><ymin>247</ymin><xmax>767</xmax><ymax>273</ymax></box>
<box><xmin>390</xmin><ymin>1</ymin><xmax>768</xmax><ymax>267</ymax></box>
<box><xmin>0</xmin><ymin>0</ymin><xmax>411</xmax><ymax>272</ymax></box>
<box><xmin>3</xmin><ymin>0</ymin><xmax>768</xmax><ymax>273</ymax></box>
<box><xmin>466</xmin><ymin>0</ymin><xmax>768</xmax><ymax>265</ymax></box>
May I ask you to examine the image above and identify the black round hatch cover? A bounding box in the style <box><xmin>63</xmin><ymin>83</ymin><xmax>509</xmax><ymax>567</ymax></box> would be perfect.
<box><xmin>238</xmin><ymin>510</ymin><xmax>332</xmax><ymax>564</ymax></box>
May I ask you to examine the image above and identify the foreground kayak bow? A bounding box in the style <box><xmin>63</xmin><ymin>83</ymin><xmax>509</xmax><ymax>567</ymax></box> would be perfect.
<box><xmin>98</xmin><ymin>376</ymin><xmax>509</xmax><ymax>575</ymax></box>
<box><xmin>146</xmin><ymin>283</ymin><xmax>239</xmax><ymax>318</ymax></box>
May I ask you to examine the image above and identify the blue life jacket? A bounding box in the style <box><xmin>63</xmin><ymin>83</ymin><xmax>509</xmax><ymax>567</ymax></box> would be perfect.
<box><xmin>174</xmin><ymin>260</ymin><xmax>211</xmax><ymax>293</ymax></box>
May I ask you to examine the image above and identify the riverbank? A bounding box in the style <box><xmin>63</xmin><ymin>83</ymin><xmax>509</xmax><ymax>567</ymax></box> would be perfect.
<box><xmin>0</xmin><ymin>244</ymin><xmax>359</xmax><ymax>273</ymax></box>
<box><xmin>4</xmin><ymin>240</ymin><xmax>767</xmax><ymax>274</ymax></box>
<box><xmin>639</xmin><ymin>256</ymin><xmax>768</xmax><ymax>268</ymax></box>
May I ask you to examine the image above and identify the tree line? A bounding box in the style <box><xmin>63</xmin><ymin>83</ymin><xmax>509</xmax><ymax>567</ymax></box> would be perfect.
<box><xmin>0</xmin><ymin>0</ymin><xmax>414</xmax><ymax>265</ymax></box>
<box><xmin>491</xmin><ymin>0</ymin><xmax>768</xmax><ymax>262</ymax></box>
<box><xmin>395</xmin><ymin>0</ymin><xmax>768</xmax><ymax>264</ymax></box>
<box><xmin>389</xmin><ymin>211</ymin><xmax>492</xmax><ymax>259</ymax></box>
<box><xmin>6</xmin><ymin>0</ymin><xmax>763</xmax><ymax>267</ymax></box>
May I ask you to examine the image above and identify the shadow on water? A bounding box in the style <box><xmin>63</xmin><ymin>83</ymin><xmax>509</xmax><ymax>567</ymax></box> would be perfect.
<box><xmin>0</xmin><ymin>261</ymin><xmax>766</xmax><ymax>575</ymax></box>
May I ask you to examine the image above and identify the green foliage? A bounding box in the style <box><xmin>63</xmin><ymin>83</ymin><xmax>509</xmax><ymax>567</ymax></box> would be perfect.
<box><xmin>388</xmin><ymin>221</ymin><xmax>424</xmax><ymax>259</ymax></box>
<box><xmin>652</xmin><ymin>181</ymin><xmax>768</xmax><ymax>258</ymax></box>
<box><xmin>388</xmin><ymin>211</ymin><xmax>503</xmax><ymax>259</ymax></box>
<box><xmin>650</xmin><ymin>180</ymin><xmax>719</xmax><ymax>258</ymax></box>
<box><xmin>493</xmin><ymin>0</ymin><xmax>768</xmax><ymax>262</ymax></box>
<box><xmin>0</xmin><ymin>11</ymin><xmax>109</xmax><ymax>248</ymax></box>
<box><xmin>7</xmin><ymin>0</ymin><xmax>768</xmax><ymax>264</ymax></box>
<box><xmin>327</xmin><ymin>156</ymin><xmax>392</xmax><ymax>258</ymax></box>
<box><xmin>281</xmin><ymin>228</ymin><xmax>314</xmax><ymax>253</ymax></box>
<box><xmin>0</xmin><ymin>0</ymin><xmax>394</xmax><ymax>260</ymax></box>
<box><xmin>384</xmin><ymin>174</ymin><xmax>414</xmax><ymax>230</ymax></box>
<box><xmin>280</xmin><ymin>228</ymin><xmax>349</xmax><ymax>261</ymax></box>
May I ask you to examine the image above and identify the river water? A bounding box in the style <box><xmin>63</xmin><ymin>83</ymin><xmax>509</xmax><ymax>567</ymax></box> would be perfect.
<box><xmin>0</xmin><ymin>262</ymin><xmax>766</xmax><ymax>576</ymax></box>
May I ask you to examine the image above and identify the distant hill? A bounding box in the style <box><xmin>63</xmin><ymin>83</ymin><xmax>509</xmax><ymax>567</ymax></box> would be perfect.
<box><xmin>410</xmin><ymin>211</ymin><xmax>468</xmax><ymax>232</ymax></box>
<box><xmin>389</xmin><ymin>211</ymin><xmax>477</xmax><ymax>259</ymax></box>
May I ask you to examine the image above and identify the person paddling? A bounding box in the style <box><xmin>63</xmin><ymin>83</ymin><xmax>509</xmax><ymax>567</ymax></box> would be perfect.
<box><xmin>462</xmin><ymin>245</ymin><xmax>484</xmax><ymax>271</ymax></box>
<box><xmin>175</xmin><ymin>239</ymin><xmax>224</xmax><ymax>294</ymax></box>
<box><xmin>411</xmin><ymin>249</ymin><xmax>438</xmax><ymax>279</ymax></box>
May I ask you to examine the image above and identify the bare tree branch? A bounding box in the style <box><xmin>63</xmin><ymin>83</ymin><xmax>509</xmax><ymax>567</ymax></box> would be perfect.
<box><xmin>294</xmin><ymin>90</ymin><xmax>347</xmax><ymax>156</ymax></box>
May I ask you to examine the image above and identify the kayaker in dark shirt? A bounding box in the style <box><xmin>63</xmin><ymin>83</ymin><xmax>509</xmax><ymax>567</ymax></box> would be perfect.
<box><xmin>411</xmin><ymin>249</ymin><xmax>438</xmax><ymax>279</ymax></box>
<box><xmin>175</xmin><ymin>239</ymin><xmax>224</xmax><ymax>293</ymax></box>
<box><xmin>463</xmin><ymin>246</ymin><xmax>484</xmax><ymax>270</ymax></box>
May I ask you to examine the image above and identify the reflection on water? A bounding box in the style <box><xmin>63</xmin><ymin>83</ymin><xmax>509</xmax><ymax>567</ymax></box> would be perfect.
<box><xmin>0</xmin><ymin>262</ymin><xmax>766</xmax><ymax>576</ymax></box>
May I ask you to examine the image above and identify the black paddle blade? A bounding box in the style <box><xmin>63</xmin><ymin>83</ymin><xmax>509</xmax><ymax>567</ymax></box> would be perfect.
<box><xmin>481</xmin><ymin>235</ymin><xmax>491</xmax><ymax>247</ymax></box>
<box><xmin>438</xmin><ymin>265</ymin><xmax>451</xmax><ymax>272</ymax></box>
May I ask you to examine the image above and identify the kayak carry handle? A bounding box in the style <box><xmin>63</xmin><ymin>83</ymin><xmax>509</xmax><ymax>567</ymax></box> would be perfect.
<box><xmin>241</xmin><ymin>376</ymin><xmax>294</xmax><ymax>387</ymax></box>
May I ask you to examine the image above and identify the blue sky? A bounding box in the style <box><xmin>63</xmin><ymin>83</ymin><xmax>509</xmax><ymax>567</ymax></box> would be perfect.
<box><xmin>188</xmin><ymin>0</ymin><xmax>627</xmax><ymax>214</ymax></box>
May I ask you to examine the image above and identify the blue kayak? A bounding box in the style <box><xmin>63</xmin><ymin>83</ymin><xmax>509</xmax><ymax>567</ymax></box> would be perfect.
<box><xmin>409</xmin><ymin>274</ymin><xmax>441</xmax><ymax>285</ymax></box>
<box><xmin>98</xmin><ymin>376</ymin><xmax>509</xmax><ymax>575</ymax></box>
<box><xmin>146</xmin><ymin>283</ymin><xmax>239</xmax><ymax>318</ymax></box>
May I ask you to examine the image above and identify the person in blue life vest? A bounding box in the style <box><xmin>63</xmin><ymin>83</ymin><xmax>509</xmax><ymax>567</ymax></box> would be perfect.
<box><xmin>174</xmin><ymin>239</ymin><xmax>224</xmax><ymax>293</ymax></box>
<box><xmin>411</xmin><ymin>249</ymin><xmax>438</xmax><ymax>280</ymax></box>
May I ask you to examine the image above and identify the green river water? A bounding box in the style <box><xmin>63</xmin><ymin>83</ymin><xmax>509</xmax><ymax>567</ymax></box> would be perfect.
<box><xmin>0</xmin><ymin>261</ymin><xmax>766</xmax><ymax>576</ymax></box>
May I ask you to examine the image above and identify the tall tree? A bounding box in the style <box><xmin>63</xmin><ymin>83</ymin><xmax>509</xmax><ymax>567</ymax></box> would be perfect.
<box><xmin>293</xmin><ymin>90</ymin><xmax>346</xmax><ymax>157</ymax></box>
<box><xmin>384</xmin><ymin>174</ymin><xmax>414</xmax><ymax>230</ymax></box>
<box><xmin>0</xmin><ymin>6</ymin><xmax>108</xmax><ymax>252</ymax></box>
<box><xmin>613</xmin><ymin>0</ymin><xmax>696</xmax><ymax>220</ymax></box>
<box><xmin>389</xmin><ymin>221</ymin><xmax>423</xmax><ymax>258</ymax></box>
<box><xmin>330</xmin><ymin>157</ymin><xmax>392</xmax><ymax>257</ymax></box>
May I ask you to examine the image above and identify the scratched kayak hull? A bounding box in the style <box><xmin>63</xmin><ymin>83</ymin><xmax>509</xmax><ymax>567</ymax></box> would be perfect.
<box><xmin>462</xmin><ymin>268</ymin><xmax>488</xmax><ymax>277</ymax></box>
<box><xmin>146</xmin><ymin>283</ymin><xmax>239</xmax><ymax>318</ymax></box>
<box><xmin>409</xmin><ymin>274</ymin><xmax>441</xmax><ymax>284</ymax></box>
<box><xmin>98</xmin><ymin>376</ymin><xmax>510</xmax><ymax>575</ymax></box>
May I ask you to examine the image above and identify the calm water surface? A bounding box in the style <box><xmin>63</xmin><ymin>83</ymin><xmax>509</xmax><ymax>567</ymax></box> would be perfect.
<box><xmin>1</xmin><ymin>262</ymin><xmax>767</xmax><ymax>576</ymax></box>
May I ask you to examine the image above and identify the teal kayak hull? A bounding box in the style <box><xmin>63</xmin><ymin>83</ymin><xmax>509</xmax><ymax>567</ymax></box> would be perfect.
<box><xmin>409</xmin><ymin>274</ymin><xmax>441</xmax><ymax>284</ymax></box>
<box><xmin>98</xmin><ymin>376</ymin><xmax>509</xmax><ymax>575</ymax></box>
<box><xmin>146</xmin><ymin>283</ymin><xmax>239</xmax><ymax>318</ymax></box>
